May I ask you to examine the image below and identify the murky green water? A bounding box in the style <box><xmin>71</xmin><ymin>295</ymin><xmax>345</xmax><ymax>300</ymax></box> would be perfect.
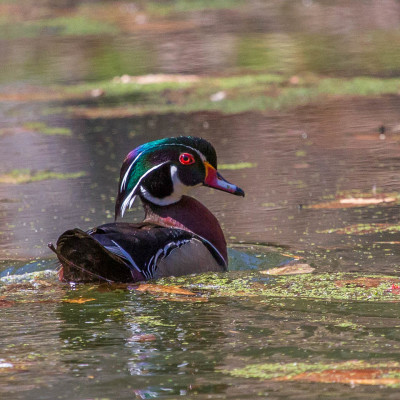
<box><xmin>2</xmin><ymin>1</ymin><xmax>400</xmax><ymax>398</ymax></box>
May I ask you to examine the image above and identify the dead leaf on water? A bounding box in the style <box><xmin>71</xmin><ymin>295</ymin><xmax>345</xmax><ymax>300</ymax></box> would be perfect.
<box><xmin>275</xmin><ymin>367</ymin><xmax>400</xmax><ymax>386</ymax></box>
<box><xmin>281</xmin><ymin>253</ymin><xmax>303</xmax><ymax>260</ymax></box>
<box><xmin>113</xmin><ymin>74</ymin><xmax>199</xmax><ymax>84</ymax></box>
<box><xmin>0</xmin><ymin>298</ymin><xmax>15</xmax><ymax>307</ymax></box>
<box><xmin>128</xmin><ymin>334</ymin><xmax>157</xmax><ymax>342</ymax></box>
<box><xmin>261</xmin><ymin>263</ymin><xmax>315</xmax><ymax>275</ymax></box>
<box><xmin>62</xmin><ymin>297</ymin><xmax>96</xmax><ymax>304</ymax></box>
<box><xmin>308</xmin><ymin>195</ymin><xmax>396</xmax><ymax>209</ymax></box>
<box><xmin>134</xmin><ymin>284</ymin><xmax>196</xmax><ymax>296</ymax></box>
<box><xmin>33</xmin><ymin>279</ymin><xmax>53</xmax><ymax>287</ymax></box>
<box><xmin>0</xmin><ymin>361</ymin><xmax>29</xmax><ymax>373</ymax></box>
<box><xmin>335</xmin><ymin>277</ymin><xmax>398</xmax><ymax>288</ymax></box>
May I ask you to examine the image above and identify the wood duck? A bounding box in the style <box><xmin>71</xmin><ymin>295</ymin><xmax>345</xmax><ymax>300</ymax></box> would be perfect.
<box><xmin>49</xmin><ymin>136</ymin><xmax>244</xmax><ymax>283</ymax></box>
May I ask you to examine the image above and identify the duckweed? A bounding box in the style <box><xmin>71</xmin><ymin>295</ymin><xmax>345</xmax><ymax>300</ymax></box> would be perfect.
<box><xmin>0</xmin><ymin>169</ymin><xmax>86</xmax><ymax>184</ymax></box>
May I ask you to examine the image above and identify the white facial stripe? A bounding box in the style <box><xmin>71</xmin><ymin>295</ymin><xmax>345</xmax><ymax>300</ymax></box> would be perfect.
<box><xmin>119</xmin><ymin>141</ymin><xmax>209</xmax><ymax>214</ymax></box>
<box><xmin>120</xmin><ymin>161</ymin><xmax>168</xmax><ymax>217</ymax></box>
<box><xmin>120</xmin><ymin>143</ymin><xmax>206</xmax><ymax>193</ymax></box>
<box><xmin>120</xmin><ymin>192</ymin><xmax>136</xmax><ymax>218</ymax></box>
<box><xmin>120</xmin><ymin>151</ymin><xmax>143</xmax><ymax>192</ymax></box>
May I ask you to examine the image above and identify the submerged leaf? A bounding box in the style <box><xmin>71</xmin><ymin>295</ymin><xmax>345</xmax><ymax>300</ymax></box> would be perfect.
<box><xmin>261</xmin><ymin>263</ymin><xmax>315</xmax><ymax>275</ymax></box>
<box><xmin>0</xmin><ymin>298</ymin><xmax>15</xmax><ymax>307</ymax></box>
<box><xmin>128</xmin><ymin>334</ymin><xmax>157</xmax><ymax>342</ymax></box>
<box><xmin>276</xmin><ymin>368</ymin><xmax>400</xmax><ymax>386</ymax></box>
<box><xmin>225</xmin><ymin>360</ymin><xmax>400</xmax><ymax>387</ymax></box>
<box><xmin>62</xmin><ymin>297</ymin><xmax>96</xmax><ymax>304</ymax></box>
<box><xmin>134</xmin><ymin>284</ymin><xmax>196</xmax><ymax>296</ymax></box>
<box><xmin>335</xmin><ymin>277</ymin><xmax>398</xmax><ymax>288</ymax></box>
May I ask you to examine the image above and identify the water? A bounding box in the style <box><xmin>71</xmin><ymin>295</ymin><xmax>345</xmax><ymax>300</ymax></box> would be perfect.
<box><xmin>2</xmin><ymin>1</ymin><xmax>400</xmax><ymax>398</ymax></box>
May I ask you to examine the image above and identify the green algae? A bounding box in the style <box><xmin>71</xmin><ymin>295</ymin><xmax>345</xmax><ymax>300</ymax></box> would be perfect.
<box><xmin>320</xmin><ymin>223</ymin><xmax>400</xmax><ymax>235</ymax></box>
<box><xmin>0</xmin><ymin>270</ymin><xmax>58</xmax><ymax>287</ymax></box>
<box><xmin>56</xmin><ymin>74</ymin><xmax>400</xmax><ymax>116</ymax></box>
<box><xmin>219</xmin><ymin>162</ymin><xmax>257</xmax><ymax>170</ymax></box>
<box><xmin>1</xmin><ymin>15</ymin><xmax>118</xmax><ymax>39</ymax></box>
<box><xmin>146</xmin><ymin>0</ymin><xmax>244</xmax><ymax>15</ymax></box>
<box><xmin>132</xmin><ymin>315</ymin><xmax>176</xmax><ymax>328</ymax></box>
<box><xmin>0</xmin><ymin>169</ymin><xmax>86</xmax><ymax>184</ymax></box>
<box><xmin>223</xmin><ymin>360</ymin><xmax>400</xmax><ymax>382</ymax></box>
<box><xmin>157</xmin><ymin>272</ymin><xmax>400</xmax><ymax>303</ymax></box>
<box><xmin>24</xmin><ymin>122</ymin><xmax>72</xmax><ymax>136</ymax></box>
<box><xmin>39</xmin><ymin>16</ymin><xmax>118</xmax><ymax>36</ymax></box>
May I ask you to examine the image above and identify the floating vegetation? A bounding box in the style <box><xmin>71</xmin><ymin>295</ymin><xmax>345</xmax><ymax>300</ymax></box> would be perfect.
<box><xmin>320</xmin><ymin>223</ymin><xmax>400</xmax><ymax>235</ymax></box>
<box><xmin>223</xmin><ymin>360</ymin><xmax>400</xmax><ymax>387</ymax></box>
<box><xmin>146</xmin><ymin>0</ymin><xmax>245</xmax><ymax>16</ymax></box>
<box><xmin>0</xmin><ymin>169</ymin><xmax>86</xmax><ymax>184</ymax></box>
<box><xmin>218</xmin><ymin>162</ymin><xmax>257</xmax><ymax>170</ymax></box>
<box><xmin>47</xmin><ymin>74</ymin><xmax>400</xmax><ymax>116</ymax></box>
<box><xmin>23</xmin><ymin>122</ymin><xmax>72</xmax><ymax>136</ymax></box>
<box><xmin>260</xmin><ymin>263</ymin><xmax>314</xmax><ymax>275</ymax></box>
<box><xmin>0</xmin><ymin>15</ymin><xmax>118</xmax><ymax>39</ymax></box>
<box><xmin>62</xmin><ymin>297</ymin><xmax>96</xmax><ymax>304</ymax></box>
<box><xmin>157</xmin><ymin>272</ymin><xmax>400</xmax><ymax>302</ymax></box>
<box><xmin>134</xmin><ymin>283</ymin><xmax>196</xmax><ymax>296</ymax></box>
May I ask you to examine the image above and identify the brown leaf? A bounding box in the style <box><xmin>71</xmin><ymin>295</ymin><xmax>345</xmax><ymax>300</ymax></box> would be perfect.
<box><xmin>261</xmin><ymin>263</ymin><xmax>315</xmax><ymax>275</ymax></box>
<box><xmin>62</xmin><ymin>297</ymin><xmax>96</xmax><ymax>304</ymax></box>
<box><xmin>129</xmin><ymin>334</ymin><xmax>157</xmax><ymax>342</ymax></box>
<box><xmin>308</xmin><ymin>196</ymin><xmax>396</xmax><ymax>209</ymax></box>
<box><xmin>335</xmin><ymin>277</ymin><xmax>397</xmax><ymax>288</ymax></box>
<box><xmin>0</xmin><ymin>361</ymin><xmax>29</xmax><ymax>372</ymax></box>
<box><xmin>0</xmin><ymin>298</ymin><xmax>15</xmax><ymax>307</ymax></box>
<box><xmin>276</xmin><ymin>368</ymin><xmax>400</xmax><ymax>386</ymax></box>
<box><xmin>281</xmin><ymin>253</ymin><xmax>303</xmax><ymax>260</ymax></box>
<box><xmin>134</xmin><ymin>284</ymin><xmax>196</xmax><ymax>296</ymax></box>
<box><xmin>33</xmin><ymin>279</ymin><xmax>53</xmax><ymax>287</ymax></box>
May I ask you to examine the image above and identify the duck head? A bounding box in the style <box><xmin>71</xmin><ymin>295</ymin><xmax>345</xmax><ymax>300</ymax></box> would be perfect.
<box><xmin>115</xmin><ymin>136</ymin><xmax>244</xmax><ymax>219</ymax></box>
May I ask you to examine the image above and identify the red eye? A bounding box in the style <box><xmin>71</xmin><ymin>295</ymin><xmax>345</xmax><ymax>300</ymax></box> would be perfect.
<box><xmin>179</xmin><ymin>153</ymin><xmax>195</xmax><ymax>165</ymax></box>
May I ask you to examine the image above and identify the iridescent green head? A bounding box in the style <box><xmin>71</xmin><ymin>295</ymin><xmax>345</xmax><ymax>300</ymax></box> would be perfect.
<box><xmin>115</xmin><ymin>136</ymin><xmax>244</xmax><ymax>219</ymax></box>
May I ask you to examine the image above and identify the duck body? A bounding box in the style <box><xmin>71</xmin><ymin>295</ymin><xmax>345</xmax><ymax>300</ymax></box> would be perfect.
<box><xmin>51</xmin><ymin>137</ymin><xmax>244</xmax><ymax>283</ymax></box>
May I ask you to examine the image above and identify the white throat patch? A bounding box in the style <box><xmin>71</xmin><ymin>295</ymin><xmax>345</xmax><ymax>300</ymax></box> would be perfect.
<box><xmin>140</xmin><ymin>165</ymin><xmax>194</xmax><ymax>206</ymax></box>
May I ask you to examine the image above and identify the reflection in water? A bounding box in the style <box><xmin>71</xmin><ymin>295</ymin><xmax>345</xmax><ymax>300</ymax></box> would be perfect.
<box><xmin>2</xmin><ymin>284</ymin><xmax>400</xmax><ymax>399</ymax></box>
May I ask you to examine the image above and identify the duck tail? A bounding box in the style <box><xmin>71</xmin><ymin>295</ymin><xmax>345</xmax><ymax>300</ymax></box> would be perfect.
<box><xmin>49</xmin><ymin>229</ymin><xmax>142</xmax><ymax>283</ymax></box>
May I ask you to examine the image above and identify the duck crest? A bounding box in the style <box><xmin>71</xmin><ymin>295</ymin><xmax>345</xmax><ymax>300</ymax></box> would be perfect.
<box><xmin>115</xmin><ymin>136</ymin><xmax>218</xmax><ymax>219</ymax></box>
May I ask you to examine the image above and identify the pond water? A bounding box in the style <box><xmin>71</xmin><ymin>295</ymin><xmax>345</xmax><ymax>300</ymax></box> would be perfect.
<box><xmin>2</xmin><ymin>1</ymin><xmax>400</xmax><ymax>399</ymax></box>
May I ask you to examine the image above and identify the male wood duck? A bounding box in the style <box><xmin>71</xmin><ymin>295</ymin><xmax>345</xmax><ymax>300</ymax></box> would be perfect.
<box><xmin>50</xmin><ymin>136</ymin><xmax>244</xmax><ymax>283</ymax></box>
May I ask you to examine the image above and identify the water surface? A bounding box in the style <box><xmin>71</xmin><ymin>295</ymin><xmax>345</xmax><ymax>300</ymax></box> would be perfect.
<box><xmin>2</xmin><ymin>1</ymin><xmax>400</xmax><ymax>399</ymax></box>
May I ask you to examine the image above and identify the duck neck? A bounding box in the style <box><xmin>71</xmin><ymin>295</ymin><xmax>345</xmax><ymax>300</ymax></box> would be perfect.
<box><xmin>142</xmin><ymin>195</ymin><xmax>227</xmax><ymax>263</ymax></box>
